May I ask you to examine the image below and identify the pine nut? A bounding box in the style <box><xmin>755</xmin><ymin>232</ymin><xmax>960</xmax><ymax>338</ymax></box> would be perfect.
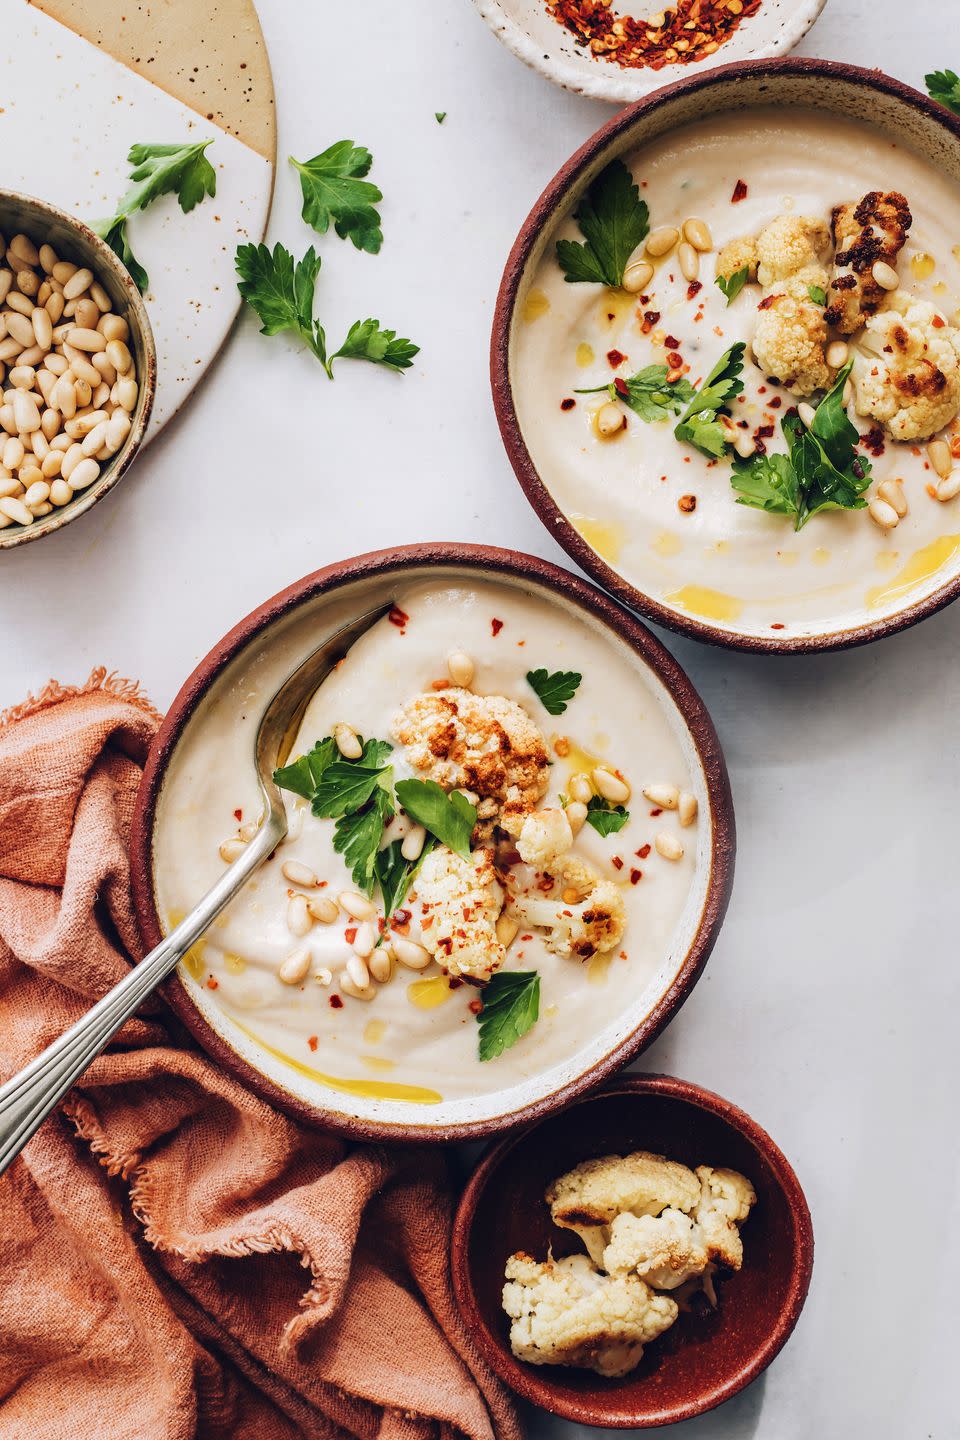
<box><xmin>0</xmin><ymin>271</ymin><xmax>11</xmax><ymax>305</ymax></box>
<box><xmin>92</xmin><ymin>351</ymin><xmax>117</xmax><ymax>384</ymax></box>
<box><xmin>115</xmin><ymin>377</ymin><xmax>138</xmax><ymax>411</ymax></box>
<box><xmin>341</xmin><ymin>973</ymin><xmax>375</xmax><ymax>1000</ymax></box>
<box><xmin>566</xmin><ymin>800</ymin><xmax>588</xmax><ymax>835</ymax></box>
<box><xmin>106</xmin><ymin>338</ymin><xmax>132</xmax><ymax>373</ymax></box>
<box><xmin>877</xmin><ymin>478</ymin><xmax>907</xmax><ymax>517</ymax></box>
<box><xmin>391</xmin><ymin>935</ymin><xmax>432</xmax><ymax>970</ymax></box>
<box><xmin>351</xmin><ymin>922</ymin><xmax>376</xmax><ymax>957</ymax></box>
<box><xmin>62</xmin><ymin>268</ymin><xmax>93</xmax><ymax>301</ymax></box>
<box><xmin>597</xmin><ymin>402</ymin><xmax>625</xmax><ymax>437</ymax></box>
<box><xmin>0</xmin><ymin>496</ymin><xmax>33</xmax><ymax>525</ymax></box>
<box><xmin>496</xmin><ymin>912</ymin><xmax>520</xmax><ymax>947</ymax></box>
<box><xmin>936</xmin><ymin>472</ymin><xmax>960</xmax><ymax>502</ymax></box>
<box><xmin>646</xmin><ymin>226</ymin><xmax>679</xmax><ymax>258</ymax></box>
<box><xmin>286</xmin><ymin>893</ymin><xmax>313</xmax><ymax>937</ymax></box>
<box><xmin>826</xmin><ymin>340</ymin><xmax>849</xmax><ymax>369</ymax></box>
<box><xmin>281</xmin><ymin>860</ymin><xmax>318</xmax><ymax>887</ymax></box>
<box><xmin>2</xmin><ymin>437</ymin><xmax>23</xmax><ymax>469</ymax></box>
<box><xmin>100</xmin><ymin>314</ymin><xmax>129</xmax><ymax>342</ymax></box>
<box><xmin>334</xmin><ymin>722</ymin><xmax>362</xmax><ymax>759</ymax></box>
<box><xmin>12</xmin><ymin>393</ymin><xmax>40</xmax><ymax>433</ymax></box>
<box><xmin>90</xmin><ymin>282</ymin><xmax>112</xmax><ymax>312</ymax></box>
<box><xmin>623</xmin><ymin>259</ymin><xmax>654</xmax><ymax>293</ymax></box>
<box><xmin>278</xmin><ymin>947</ymin><xmax>311</xmax><ymax>985</ymax></box>
<box><xmin>5</xmin><ymin>311</ymin><xmax>34</xmax><ymax>347</ymax></box>
<box><xmin>24</xmin><ymin>480</ymin><xmax>49</xmax><ymax>508</ymax></box>
<box><xmin>0</xmin><ymin>477</ymin><xmax>21</xmax><ymax>498</ymax></box>
<box><xmin>45</xmin><ymin>292</ymin><xmax>64</xmax><ymax>324</ymax></box>
<box><xmin>10</xmin><ymin>234</ymin><xmax>39</xmax><ymax>267</ymax></box>
<box><xmin>345</xmin><ymin>954</ymin><xmax>372</xmax><ymax>990</ymax></box>
<box><xmin>642</xmin><ymin>783</ymin><xmax>679</xmax><ymax>809</ymax></box>
<box><xmin>219</xmin><ymin>837</ymin><xmax>246</xmax><ymax>863</ymax></box>
<box><xmin>62</xmin><ymin>347</ymin><xmax>100</xmax><ymax>386</ymax></box>
<box><xmin>447</xmin><ymin>650</ymin><xmax>475</xmax><ymax>687</ymax></box>
<box><xmin>868</xmin><ymin>497</ymin><xmax>899</xmax><ymax>530</ymax></box>
<box><xmin>51</xmin><ymin>261</ymin><xmax>77</xmax><ymax>285</ymax></box>
<box><xmin>30</xmin><ymin>307</ymin><xmax>53</xmax><ymax>350</ymax></box>
<box><xmin>678</xmin><ymin>792</ymin><xmax>698</xmax><ymax>827</ymax></box>
<box><xmin>9</xmin><ymin>364</ymin><xmax>35</xmax><ymax>389</ymax></box>
<box><xmin>928</xmin><ymin>439</ymin><xmax>953</xmax><ymax>479</ymax></box>
<box><xmin>74</xmin><ymin>297</ymin><xmax>99</xmax><ymax>330</ymax></box>
<box><xmin>369</xmin><ymin>947</ymin><xmax>393</xmax><ymax>983</ymax></box>
<box><xmin>60</xmin><ymin>443</ymin><xmax>83</xmax><ymax>479</ymax></box>
<box><xmin>682</xmin><ymin>217</ymin><xmax>712</xmax><ymax>252</ymax></box>
<box><xmin>106</xmin><ymin>413</ymin><xmax>131</xmax><ymax>451</ymax></box>
<box><xmin>68</xmin><ymin>458</ymin><xmax>100</xmax><ymax>490</ymax></box>
<box><xmin>67</xmin><ymin>326</ymin><xmax>106</xmax><ymax>353</ymax></box>
<box><xmin>798</xmin><ymin>402</ymin><xmax>817</xmax><ymax>428</ymax></box>
<box><xmin>307</xmin><ymin>896</ymin><xmax>339</xmax><ymax>924</ymax></box>
<box><xmin>401</xmin><ymin>824</ymin><xmax>427</xmax><ymax>861</ymax></box>
<box><xmin>568</xmin><ymin>773</ymin><xmax>594</xmax><ymax>804</ymax></box>
<box><xmin>678</xmin><ymin>243</ymin><xmax>700</xmax><ymax>282</ymax></box>
<box><xmin>871</xmin><ymin>260</ymin><xmax>899</xmax><ymax>291</ymax></box>
<box><xmin>592</xmin><ymin>767</ymin><xmax>630</xmax><ymax>804</ymax></box>
<box><xmin>81</xmin><ymin>421</ymin><xmax>108</xmax><ymax>457</ymax></box>
<box><xmin>339</xmin><ymin>890</ymin><xmax>375</xmax><ymax>919</ymax></box>
<box><xmin>314</xmin><ymin>967</ymin><xmax>333</xmax><ymax>987</ymax></box>
<box><xmin>49</xmin><ymin>477</ymin><xmax>72</xmax><ymax>506</ymax></box>
<box><xmin>655</xmin><ymin>831</ymin><xmax>684</xmax><ymax>861</ymax></box>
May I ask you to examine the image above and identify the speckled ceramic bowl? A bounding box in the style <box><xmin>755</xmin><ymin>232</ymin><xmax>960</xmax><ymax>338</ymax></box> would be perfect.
<box><xmin>131</xmin><ymin>544</ymin><xmax>735</xmax><ymax>1143</ymax></box>
<box><xmin>493</xmin><ymin>60</ymin><xmax>960</xmax><ymax>652</ymax></box>
<box><xmin>0</xmin><ymin>190</ymin><xmax>155</xmax><ymax>550</ymax></box>
<box><xmin>471</xmin><ymin>0</ymin><xmax>826</xmax><ymax>103</ymax></box>
<box><xmin>452</xmin><ymin>1074</ymin><xmax>814</xmax><ymax>1426</ymax></box>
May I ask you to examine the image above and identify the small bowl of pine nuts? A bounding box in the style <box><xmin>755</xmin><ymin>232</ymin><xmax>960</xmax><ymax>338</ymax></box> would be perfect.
<box><xmin>0</xmin><ymin>190</ymin><xmax>156</xmax><ymax>549</ymax></box>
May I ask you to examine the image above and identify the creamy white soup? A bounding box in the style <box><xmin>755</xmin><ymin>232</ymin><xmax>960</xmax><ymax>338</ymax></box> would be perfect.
<box><xmin>513</xmin><ymin>109</ymin><xmax>960</xmax><ymax>640</ymax></box>
<box><xmin>152</xmin><ymin>579</ymin><xmax>712</xmax><ymax>1117</ymax></box>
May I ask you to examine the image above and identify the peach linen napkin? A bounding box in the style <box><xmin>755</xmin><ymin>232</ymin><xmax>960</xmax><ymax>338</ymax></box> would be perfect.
<box><xmin>0</xmin><ymin>673</ymin><xmax>520</xmax><ymax>1440</ymax></box>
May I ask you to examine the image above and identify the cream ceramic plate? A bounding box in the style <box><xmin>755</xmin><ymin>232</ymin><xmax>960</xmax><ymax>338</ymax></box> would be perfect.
<box><xmin>1</xmin><ymin>0</ymin><xmax>275</xmax><ymax>438</ymax></box>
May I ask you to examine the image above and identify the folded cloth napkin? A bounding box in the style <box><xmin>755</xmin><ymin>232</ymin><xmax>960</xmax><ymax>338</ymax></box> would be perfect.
<box><xmin>0</xmin><ymin>673</ymin><xmax>520</xmax><ymax>1440</ymax></box>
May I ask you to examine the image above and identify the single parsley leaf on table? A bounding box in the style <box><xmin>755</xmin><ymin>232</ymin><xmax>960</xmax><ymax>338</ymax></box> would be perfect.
<box><xmin>290</xmin><ymin>140</ymin><xmax>384</xmax><ymax>254</ymax></box>
<box><xmin>585</xmin><ymin>795</ymin><xmax>630</xmax><ymax>836</ymax></box>
<box><xmin>476</xmin><ymin>970</ymin><xmax>541</xmax><ymax>1061</ymax></box>
<box><xmin>526</xmin><ymin>668</ymin><xmax>582</xmax><ymax>715</ymax></box>
<box><xmin>435</xmin><ymin>112</ymin><xmax>447</xmax><ymax>124</ymax></box>
<box><xmin>716</xmin><ymin>266</ymin><xmax>749</xmax><ymax>306</ymax></box>
<box><xmin>394</xmin><ymin>779</ymin><xmax>476</xmax><ymax>860</ymax></box>
<box><xmin>576</xmin><ymin>364</ymin><xmax>695</xmax><ymax>422</ymax></box>
<box><xmin>236</xmin><ymin>242</ymin><xmax>331</xmax><ymax>373</ymax></box>
<box><xmin>332</xmin><ymin>318</ymin><xmax>419</xmax><ymax>373</ymax></box>
<box><xmin>95</xmin><ymin>139</ymin><xmax>216</xmax><ymax>291</ymax></box>
<box><xmin>674</xmin><ymin>342</ymin><xmax>746</xmax><ymax>458</ymax></box>
<box><xmin>94</xmin><ymin>216</ymin><xmax>149</xmax><ymax>293</ymax></box>
<box><xmin>927</xmin><ymin>70</ymin><xmax>960</xmax><ymax>115</ymax></box>
<box><xmin>556</xmin><ymin>159</ymin><xmax>649</xmax><ymax>289</ymax></box>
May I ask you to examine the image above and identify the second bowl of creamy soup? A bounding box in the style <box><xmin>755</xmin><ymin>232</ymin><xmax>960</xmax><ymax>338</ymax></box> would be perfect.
<box><xmin>131</xmin><ymin>546</ymin><xmax>734</xmax><ymax>1141</ymax></box>
<box><xmin>495</xmin><ymin>60</ymin><xmax>960</xmax><ymax>650</ymax></box>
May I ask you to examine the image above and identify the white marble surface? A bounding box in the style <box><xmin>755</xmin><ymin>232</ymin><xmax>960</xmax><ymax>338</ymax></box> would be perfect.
<box><xmin>2</xmin><ymin>1</ymin><xmax>956</xmax><ymax>1435</ymax></box>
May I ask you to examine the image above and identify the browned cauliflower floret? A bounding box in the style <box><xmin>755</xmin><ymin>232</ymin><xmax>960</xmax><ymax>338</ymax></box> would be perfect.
<box><xmin>414</xmin><ymin>846</ymin><xmax>504</xmax><ymax>980</ymax></box>
<box><xmin>692</xmin><ymin>1166</ymin><xmax>757</xmax><ymax>1272</ymax></box>
<box><xmin>391</xmin><ymin>689</ymin><xmax>549</xmax><ymax>836</ymax></box>
<box><xmin>602</xmin><ymin>1209</ymin><xmax>709</xmax><ymax>1290</ymax></box>
<box><xmin>755</xmin><ymin>214</ymin><xmax>831</xmax><ymax>288</ymax></box>
<box><xmin>752</xmin><ymin>269</ymin><xmax>834</xmax><ymax>396</ymax></box>
<box><xmin>715</xmin><ymin>236</ymin><xmax>758</xmax><ymax>284</ymax></box>
<box><xmin>502</xmin><ymin>1252</ymin><xmax>678</xmax><ymax>1377</ymax></box>
<box><xmin>507</xmin><ymin>853</ymin><xmax>626</xmax><ymax>963</ymax></box>
<box><xmin>516</xmin><ymin>807</ymin><xmax>573</xmax><ymax>867</ymax></box>
<box><xmin>826</xmin><ymin>190</ymin><xmax>912</xmax><ymax>333</ymax></box>
<box><xmin>546</xmin><ymin>1151</ymin><xmax>701</xmax><ymax>1264</ymax></box>
<box><xmin>852</xmin><ymin>299</ymin><xmax>960</xmax><ymax>440</ymax></box>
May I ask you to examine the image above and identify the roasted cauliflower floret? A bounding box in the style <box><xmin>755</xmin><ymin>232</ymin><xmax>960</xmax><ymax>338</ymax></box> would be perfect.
<box><xmin>826</xmin><ymin>190</ymin><xmax>912</xmax><ymax>333</ymax></box>
<box><xmin>414</xmin><ymin>845</ymin><xmax>504</xmax><ymax>980</ymax></box>
<box><xmin>507</xmin><ymin>853</ymin><xmax>626</xmax><ymax>963</ymax></box>
<box><xmin>602</xmin><ymin>1209</ymin><xmax>709</xmax><ymax>1290</ymax></box>
<box><xmin>752</xmin><ymin>269</ymin><xmax>833</xmax><ymax>396</ymax></box>
<box><xmin>852</xmin><ymin>300</ymin><xmax>960</xmax><ymax>441</ymax></box>
<box><xmin>715</xmin><ymin>235</ymin><xmax>758</xmax><ymax>284</ymax></box>
<box><xmin>755</xmin><ymin>214</ymin><xmax>831</xmax><ymax>288</ymax></box>
<box><xmin>391</xmin><ymin>688</ymin><xmax>549</xmax><ymax>836</ymax></box>
<box><xmin>546</xmin><ymin>1151</ymin><xmax>701</xmax><ymax>1264</ymax></box>
<box><xmin>516</xmin><ymin>807</ymin><xmax>574</xmax><ymax>867</ymax></box>
<box><xmin>502</xmin><ymin>1252</ymin><xmax>678</xmax><ymax>1378</ymax></box>
<box><xmin>692</xmin><ymin>1166</ymin><xmax>757</xmax><ymax>1272</ymax></box>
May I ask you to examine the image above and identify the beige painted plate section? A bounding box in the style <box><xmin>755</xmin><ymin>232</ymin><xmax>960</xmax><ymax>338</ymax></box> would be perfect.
<box><xmin>1</xmin><ymin>0</ymin><xmax>276</xmax><ymax>437</ymax></box>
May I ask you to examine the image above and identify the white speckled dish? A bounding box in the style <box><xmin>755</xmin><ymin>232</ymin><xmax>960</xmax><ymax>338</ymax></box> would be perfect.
<box><xmin>471</xmin><ymin>0</ymin><xmax>826</xmax><ymax>103</ymax></box>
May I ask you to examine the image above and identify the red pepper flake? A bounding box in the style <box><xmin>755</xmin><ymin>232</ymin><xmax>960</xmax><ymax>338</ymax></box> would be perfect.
<box><xmin>686</xmin><ymin>280</ymin><xmax>702</xmax><ymax>301</ymax></box>
<box><xmin>861</xmin><ymin>425</ymin><xmax>885</xmax><ymax>457</ymax></box>
<box><xmin>606</xmin><ymin>348</ymin><xmax>626</xmax><ymax>367</ymax></box>
<box><xmin>757</xmin><ymin>293</ymin><xmax>779</xmax><ymax>311</ymax></box>
<box><xmin>611</xmin><ymin>855</ymin><xmax>624</xmax><ymax>871</ymax></box>
<box><xmin>468</xmin><ymin>998</ymin><xmax>483</xmax><ymax>1015</ymax></box>
<box><xmin>637</xmin><ymin>844</ymin><xmax>651</xmax><ymax>859</ymax></box>
<box><xmin>329</xmin><ymin>994</ymin><xmax>344</xmax><ymax>1009</ymax></box>
<box><xmin>613</xmin><ymin>375</ymin><xmax>630</xmax><ymax>398</ymax></box>
<box><xmin>678</xmin><ymin>493</ymin><xmax>697</xmax><ymax>513</ymax></box>
<box><xmin>933</xmin><ymin>314</ymin><xmax>946</xmax><ymax>328</ymax></box>
<box><xmin>641</xmin><ymin>309</ymin><xmax>660</xmax><ymax>333</ymax></box>
<box><xmin>731</xmin><ymin>178</ymin><xmax>748</xmax><ymax>203</ymax></box>
<box><xmin>771</xmin><ymin>622</ymin><xmax>785</xmax><ymax>630</ymax></box>
<box><xmin>544</xmin><ymin>0</ymin><xmax>763</xmax><ymax>73</ymax></box>
<box><xmin>344</xmin><ymin>926</ymin><xmax>357</xmax><ymax>945</ymax></box>
<box><xmin>769</xmin><ymin>395</ymin><xmax>782</xmax><ymax>409</ymax></box>
<box><xmin>650</xmin><ymin>808</ymin><xmax>663</xmax><ymax>819</ymax></box>
<box><xmin>307</xmin><ymin>1035</ymin><xmax>318</xmax><ymax>1052</ymax></box>
<box><xmin>666</xmin><ymin>350</ymin><xmax>683</xmax><ymax>368</ymax></box>
<box><xmin>664</xmin><ymin>334</ymin><xmax>680</xmax><ymax>349</ymax></box>
<box><xmin>206</xmin><ymin>977</ymin><xmax>219</xmax><ymax>990</ymax></box>
<box><xmin>630</xmin><ymin>868</ymin><xmax>643</xmax><ymax>884</ymax></box>
<box><xmin>560</xmin><ymin>397</ymin><xmax>576</xmax><ymax>410</ymax></box>
<box><xmin>388</xmin><ymin>605</ymin><xmax>409</xmax><ymax>629</ymax></box>
<box><xmin>757</xmin><ymin>424</ymin><xmax>774</xmax><ymax>439</ymax></box>
<box><xmin>233</xmin><ymin>808</ymin><xmax>243</xmax><ymax>822</ymax></box>
<box><xmin>491</xmin><ymin>617</ymin><xmax>504</xmax><ymax>636</ymax></box>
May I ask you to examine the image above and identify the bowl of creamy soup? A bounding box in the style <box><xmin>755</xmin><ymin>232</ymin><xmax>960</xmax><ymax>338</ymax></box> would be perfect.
<box><xmin>130</xmin><ymin>544</ymin><xmax>734</xmax><ymax>1141</ymax></box>
<box><xmin>494</xmin><ymin>59</ymin><xmax>960</xmax><ymax>651</ymax></box>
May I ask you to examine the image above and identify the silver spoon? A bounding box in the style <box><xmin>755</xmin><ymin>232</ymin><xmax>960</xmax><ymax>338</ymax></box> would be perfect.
<box><xmin>0</xmin><ymin>602</ymin><xmax>390</xmax><ymax>1177</ymax></box>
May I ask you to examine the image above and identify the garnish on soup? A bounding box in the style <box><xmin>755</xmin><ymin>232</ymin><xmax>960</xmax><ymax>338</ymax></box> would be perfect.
<box><xmin>556</xmin><ymin>159</ymin><xmax>650</xmax><ymax>290</ymax></box>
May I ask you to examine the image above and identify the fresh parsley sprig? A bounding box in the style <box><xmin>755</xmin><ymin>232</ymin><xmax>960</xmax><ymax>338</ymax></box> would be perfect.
<box><xmin>289</xmin><ymin>141</ymin><xmax>384</xmax><ymax>254</ymax></box>
<box><xmin>476</xmin><ymin>970</ymin><xmax>541</xmax><ymax>1061</ymax></box>
<box><xmin>394</xmin><ymin>779</ymin><xmax>476</xmax><ymax>859</ymax></box>
<box><xmin>94</xmin><ymin>140</ymin><xmax>216</xmax><ymax>292</ymax></box>
<box><xmin>927</xmin><ymin>70</ymin><xmax>960</xmax><ymax>115</ymax></box>
<box><xmin>585</xmin><ymin>795</ymin><xmax>630</xmax><ymax>836</ymax></box>
<box><xmin>556</xmin><ymin>159</ymin><xmax>650</xmax><ymax>289</ymax></box>
<box><xmin>575</xmin><ymin>364</ymin><xmax>695</xmax><ymax>423</ymax></box>
<box><xmin>716</xmin><ymin>266</ymin><xmax>749</xmax><ymax>306</ymax></box>
<box><xmin>526</xmin><ymin>668</ymin><xmax>582</xmax><ymax>716</ymax></box>
<box><xmin>674</xmin><ymin>342</ymin><xmax>746</xmax><ymax>458</ymax></box>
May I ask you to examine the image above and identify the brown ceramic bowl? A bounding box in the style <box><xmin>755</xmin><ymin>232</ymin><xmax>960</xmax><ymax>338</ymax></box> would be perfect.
<box><xmin>130</xmin><ymin>544</ymin><xmax>734</xmax><ymax>1143</ymax></box>
<box><xmin>452</xmin><ymin>1073</ymin><xmax>814</xmax><ymax>1426</ymax></box>
<box><xmin>492</xmin><ymin>59</ymin><xmax>960</xmax><ymax>653</ymax></box>
<box><xmin>0</xmin><ymin>189</ymin><xmax>156</xmax><ymax>549</ymax></box>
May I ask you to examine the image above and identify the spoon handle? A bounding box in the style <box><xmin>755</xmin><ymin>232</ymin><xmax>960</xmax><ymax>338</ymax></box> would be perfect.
<box><xmin>0</xmin><ymin>818</ymin><xmax>283</xmax><ymax>1178</ymax></box>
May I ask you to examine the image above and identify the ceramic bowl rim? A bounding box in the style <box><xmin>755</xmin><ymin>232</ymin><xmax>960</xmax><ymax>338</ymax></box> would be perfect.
<box><xmin>129</xmin><ymin>542</ymin><xmax>735</xmax><ymax>1143</ymax></box>
<box><xmin>0</xmin><ymin>188</ymin><xmax>157</xmax><ymax>550</ymax></box>
<box><xmin>490</xmin><ymin>57</ymin><xmax>960</xmax><ymax>654</ymax></box>
<box><xmin>451</xmin><ymin>1071</ymin><xmax>815</xmax><ymax>1426</ymax></box>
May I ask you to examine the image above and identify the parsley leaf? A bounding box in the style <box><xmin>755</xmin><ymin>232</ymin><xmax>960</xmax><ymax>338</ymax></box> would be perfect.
<box><xmin>556</xmin><ymin>159</ymin><xmax>649</xmax><ymax>289</ymax></box>
<box><xmin>374</xmin><ymin>835</ymin><xmax>437</xmax><ymax>922</ymax></box>
<box><xmin>476</xmin><ymin>970</ymin><xmax>541</xmax><ymax>1061</ymax></box>
<box><xmin>94</xmin><ymin>215</ymin><xmax>149</xmax><ymax>293</ymax></box>
<box><xmin>273</xmin><ymin>736</ymin><xmax>338</xmax><ymax>799</ymax></box>
<box><xmin>236</xmin><ymin>242</ymin><xmax>331</xmax><ymax>373</ymax></box>
<box><xmin>927</xmin><ymin>70</ymin><xmax>960</xmax><ymax>115</ymax></box>
<box><xmin>312</xmin><ymin>738</ymin><xmax>394</xmax><ymax>819</ymax></box>
<box><xmin>332</xmin><ymin>318</ymin><xmax>419</xmax><ymax>372</ymax></box>
<box><xmin>732</xmin><ymin>450</ymin><xmax>801</xmax><ymax>520</ymax></box>
<box><xmin>435</xmin><ymin>112</ymin><xmax>447</xmax><ymax>124</ymax></box>
<box><xmin>575</xmin><ymin>364</ymin><xmax>695</xmax><ymax>423</ymax></box>
<box><xmin>290</xmin><ymin>141</ymin><xmax>383</xmax><ymax>254</ymax></box>
<box><xmin>585</xmin><ymin>795</ymin><xmax>630</xmax><ymax>836</ymax></box>
<box><xmin>716</xmin><ymin>266</ymin><xmax>749</xmax><ymax>306</ymax></box>
<box><xmin>526</xmin><ymin>668</ymin><xmax>582</xmax><ymax>715</ymax></box>
<box><xmin>94</xmin><ymin>139</ymin><xmax>216</xmax><ymax>292</ymax></box>
<box><xmin>334</xmin><ymin>788</ymin><xmax>394</xmax><ymax>894</ymax></box>
<box><xmin>808</xmin><ymin>284</ymin><xmax>827</xmax><ymax>306</ymax></box>
<box><xmin>674</xmin><ymin>342</ymin><xmax>746</xmax><ymax>458</ymax></box>
<box><xmin>394</xmin><ymin>779</ymin><xmax>476</xmax><ymax>859</ymax></box>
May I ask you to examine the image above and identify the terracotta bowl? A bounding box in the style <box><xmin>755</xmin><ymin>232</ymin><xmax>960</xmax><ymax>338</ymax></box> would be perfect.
<box><xmin>492</xmin><ymin>59</ymin><xmax>960</xmax><ymax>652</ymax></box>
<box><xmin>130</xmin><ymin>544</ymin><xmax>734</xmax><ymax>1143</ymax></box>
<box><xmin>0</xmin><ymin>190</ymin><xmax>156</xmax><ymax>549</ymax></box>
<box><xmin>451</xmin><ymin>1073</ymin><xmax>814</xmax><ymax>1426</ymax></box>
